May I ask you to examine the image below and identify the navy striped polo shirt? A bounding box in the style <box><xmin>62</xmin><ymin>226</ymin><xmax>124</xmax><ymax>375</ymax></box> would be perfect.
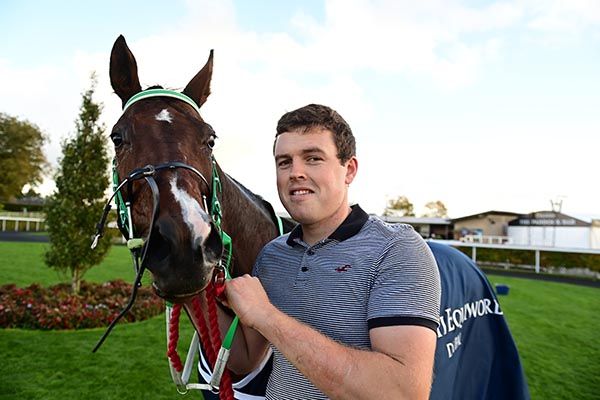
<box><xmin>253</xmin><ymin>204</ymin><xmax>441</xmax><ymax>399</ymax></box>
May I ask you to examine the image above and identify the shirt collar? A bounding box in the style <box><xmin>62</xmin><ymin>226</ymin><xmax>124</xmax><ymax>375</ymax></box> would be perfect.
<box><xmin>286</xmin><ymin>204</ymin><xmax>369</xmax><ymax>246</ymax></box>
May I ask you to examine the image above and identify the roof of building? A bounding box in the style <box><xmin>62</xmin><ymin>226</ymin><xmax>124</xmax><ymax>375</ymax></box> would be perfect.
<box><xmin>381</xmin><ymin>215</ymin><xmax>452</xmax><ymax>225</ymax></box>
<box><xmin>508</xmin><ymin>210</ymin><xmax>591</xmax><ymax>227</ymax></box>
<box><xmin>452</xmin><ymin>210</ymin><xmax>521</xmax><ymax>223</ymax></box>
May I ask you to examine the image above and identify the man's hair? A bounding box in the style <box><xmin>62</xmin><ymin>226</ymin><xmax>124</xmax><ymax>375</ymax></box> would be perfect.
<box><xmin>275</xmin><ymin>104</ymin><xmax>356</xmax><ymax>164</ymax></box>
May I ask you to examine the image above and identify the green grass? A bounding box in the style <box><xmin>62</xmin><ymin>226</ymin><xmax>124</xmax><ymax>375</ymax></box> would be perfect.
<box><xmin>1</xmin><ymin>241</ymin><xmax>599</xmax><ymax>399</ymax></box>
<box><xmin>0</xmin><ymin>242</ymin><xmax>142</xmax><ymax>287</ymax></box>
<box><xmin>487</xmin><ymin>275</ymin><xmax>599</xmax><ymax>399</ymax></box>
<box><xmin>0</xmin><ymin>242</ymin><xmax>195</xmax><ymax>399</ymax></box>
<box><xmin>0</xmin><ymin>315</ymin><xmax>196</xmax><ymax>399</ymax></box>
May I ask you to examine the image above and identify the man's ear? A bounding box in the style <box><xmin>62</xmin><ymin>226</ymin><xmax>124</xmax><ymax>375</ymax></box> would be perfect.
<box><xmin>345</xmin><ymin>157</ymin><xmax>358</xmax><ymax>185</ymax></box>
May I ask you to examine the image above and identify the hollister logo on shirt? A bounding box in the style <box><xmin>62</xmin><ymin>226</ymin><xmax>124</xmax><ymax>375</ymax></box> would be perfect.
<box><xmin>335</xmin><ymin>264</ymin><xmax>352</xmax><ymax>272</ymax></box>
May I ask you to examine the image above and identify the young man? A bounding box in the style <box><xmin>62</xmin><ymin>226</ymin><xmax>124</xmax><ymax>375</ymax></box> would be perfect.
<box><xmin>225</xmin><ymin>104</ymin><xmax>441</xmax><ymax>399</ymax></box>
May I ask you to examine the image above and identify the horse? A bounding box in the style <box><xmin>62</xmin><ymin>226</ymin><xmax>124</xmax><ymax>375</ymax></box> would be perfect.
<box><xmin>103</xmin><ymin>34</ymin><xmax>293</xmax><ymax>398</ymax></box>
<box><xmin>103</xmin><ymin>35</ymin><xmax>529</xmax><ymax>399</ymax></box>
<box><xmin>108</xmin><ymin>35</ymin><xmax>282</xmax><ymax>300</ymax></box>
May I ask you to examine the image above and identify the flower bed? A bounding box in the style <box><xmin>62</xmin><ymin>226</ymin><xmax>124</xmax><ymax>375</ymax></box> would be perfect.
<box><xmin>0</xmin><ymin>280</ymin><xmax>164</xmax><ymax>330</ymax></box>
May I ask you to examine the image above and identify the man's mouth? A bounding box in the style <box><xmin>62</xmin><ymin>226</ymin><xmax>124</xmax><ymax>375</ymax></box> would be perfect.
<box><xmin>290</xmin><ymin>189</ymin><xmax>314</xmax><ymax>196</ymax></box>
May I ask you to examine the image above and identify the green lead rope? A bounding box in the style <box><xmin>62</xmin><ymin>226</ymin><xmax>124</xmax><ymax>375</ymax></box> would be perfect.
<box><xmin>209</xmin><ymin>181</ymin><xmax>285</xmax><ymax>389</ymax></box>
<box><xmin>167</xmin><ymin>154</ymin><xmax>284</xmax><ymax>391</ymax></box>
<box><xmin>210</xmin><ymin>220</ymin><xmax>284</xmax><ymax>390</ymax></box>
<box><xmin>206</xmin><ymin>156</ymin><xmax>237</xmax><ymax>389</ymax></box>
<box><xmin>209</xmin><ymin>155</ymin><xmax>236</xmax><ymax>349</ymax></box>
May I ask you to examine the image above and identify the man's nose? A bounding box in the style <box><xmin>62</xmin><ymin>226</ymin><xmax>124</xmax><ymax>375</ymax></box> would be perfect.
<box><xmin>289</xmin><ymin>160</ymin><xmax>306</xmax><ymax>180</ymax></box>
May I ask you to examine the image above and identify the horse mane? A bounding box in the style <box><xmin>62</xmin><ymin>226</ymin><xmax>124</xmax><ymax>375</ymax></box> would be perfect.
<box><xmin>227</xmin><ymin>175</ymin><xmax>296</xmax><ymax>234</ymax></box>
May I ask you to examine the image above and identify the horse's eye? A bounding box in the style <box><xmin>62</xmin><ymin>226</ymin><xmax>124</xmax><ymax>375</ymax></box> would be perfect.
<box><xmin>111</xmin><ymin>131</ymin><xmax>123</xmax><ymax>148</ymax></box>
<box><xmin>207</xmin><ymin>137</ymin><xmax>216</xmax><ymax>149</ymax></box>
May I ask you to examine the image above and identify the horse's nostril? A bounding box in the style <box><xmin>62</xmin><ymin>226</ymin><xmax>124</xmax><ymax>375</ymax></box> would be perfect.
<box><xmin>149</xmin><ymin>226</ymin><xmax>171</xmax><ymax>263</ymax></box>
<box><xmin>203</xmin><ymin>223</ymin><xmax>224</xmax><ymax>262</ymax></box>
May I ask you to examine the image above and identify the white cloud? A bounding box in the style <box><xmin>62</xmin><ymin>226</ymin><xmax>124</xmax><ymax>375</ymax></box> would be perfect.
<box><xmin>525</xmin><ymin>0</ymin><xmax>600</xmax><ymax>32</ymax></box>
<box><xmin>3</xmin><ymin>0</ymin><xmax>599</xmax><ymax>217</ymax></box>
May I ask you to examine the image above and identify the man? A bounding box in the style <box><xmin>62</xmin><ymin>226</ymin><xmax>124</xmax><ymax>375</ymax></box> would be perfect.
<box><xmin>225</xmin><ymin>104</ymin><xmax>441</xmax><ymax>399</ymax></box>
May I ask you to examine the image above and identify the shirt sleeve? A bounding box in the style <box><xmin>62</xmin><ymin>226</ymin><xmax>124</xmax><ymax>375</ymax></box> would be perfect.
<box><xmin>367</xmin><ymin>225</ymin><xmax>441</xmax><ymax>332</ymax></box>
<box><xmin>251</xmin><ymin>251</ymin><xmax>263</xmax><ymax>277</ymax></box>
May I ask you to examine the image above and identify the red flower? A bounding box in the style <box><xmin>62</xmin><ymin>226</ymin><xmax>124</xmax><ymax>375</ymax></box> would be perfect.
<box><xmin>0</xmin><ymin>281</ymin><xmax>163</xmax><ymax>330</ymax></box>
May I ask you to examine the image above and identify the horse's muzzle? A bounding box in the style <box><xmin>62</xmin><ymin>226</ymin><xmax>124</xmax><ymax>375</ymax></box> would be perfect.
<box><xmin>144</xmin><ymin>217</ymin><xmax>223</xmax><ymax>300</ymax></box>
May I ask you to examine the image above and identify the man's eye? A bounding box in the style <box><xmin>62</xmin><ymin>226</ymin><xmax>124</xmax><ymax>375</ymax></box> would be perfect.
<box><xmin>277</xmin><ymin>160</ymin><xmax>291</xmax><ymax>168</ymax></box>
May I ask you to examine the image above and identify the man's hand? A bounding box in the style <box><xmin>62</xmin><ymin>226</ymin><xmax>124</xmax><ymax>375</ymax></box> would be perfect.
<box><xmin>225</xmin><ymin>274</ymin><xmax>274</xmax><ymax>329</ymax></box>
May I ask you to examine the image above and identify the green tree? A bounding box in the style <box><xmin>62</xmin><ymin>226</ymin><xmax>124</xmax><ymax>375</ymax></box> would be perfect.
<box><xmin>383</xmin><ymin>195</ymin><xmax>415</xmax><ymax>217</ymax></box>
<box><xmin>0</xmin><ymin>113</ymin><xmax>48</xmax><ymax>200</ymax></box>
<box><xmin>422</xmin><ymin>200</ymin><xmax>448</xmax><ymax>218</ymax></box>
<box><xmin>45</xmin><ymin>73</ymin><xmax>111</xmax><ymax>294</ymax></box>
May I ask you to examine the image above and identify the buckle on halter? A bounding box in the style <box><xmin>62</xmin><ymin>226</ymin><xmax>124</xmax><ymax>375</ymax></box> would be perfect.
<box><xmin>176</xmin><ymin>384</ymin><xmax>189</xmax><ymax>395</ymax></box>
<box><xmin>142</xmin><ymin>164</ymin><xmax>156</xmax><ymax>176</ymax></box>
<box><xmin>213</xmin><ymin>267</ymin><xmax>226</xmax><ymax>301</ymax></box>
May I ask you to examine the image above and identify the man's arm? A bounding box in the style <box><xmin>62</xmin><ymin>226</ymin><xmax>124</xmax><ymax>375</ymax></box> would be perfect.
<box><xmin>226</xmin><ymin>275</ymin><xmax>437</xmax><ymax>400</ymax></box>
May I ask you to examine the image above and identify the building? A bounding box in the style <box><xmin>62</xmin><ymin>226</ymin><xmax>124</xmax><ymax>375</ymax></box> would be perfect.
<box><xmin>592</xmin><ymin>220</ymin><xmax>600</xmax><ymax>249</ymax></box>
<box><xmin>382</xmin><ymin>209</ymin><xmax>599</xmax><ymax>249</ymax></box>
<box><xmin>507</xmin><ymin>211</ymin><xmax>592</xmax><ymax>248</ymax></box>
<box><xmin>381</xmin><ymin>215</ymin><xmax>453</xmax><ymax>239</ymax></box>
<box><xmin>452</xmin><ymin>211</ymin><xmax>521</xmax><ymax>241</ymax></box>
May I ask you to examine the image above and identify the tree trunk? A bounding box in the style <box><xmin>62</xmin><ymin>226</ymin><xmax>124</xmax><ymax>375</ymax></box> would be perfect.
<box><xmin>72</xmin><ymin>268</ymin><xmax>81</xmax><ymax>294</ymax></box>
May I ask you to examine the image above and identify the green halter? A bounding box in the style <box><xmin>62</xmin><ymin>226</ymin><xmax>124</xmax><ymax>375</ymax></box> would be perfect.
<box><xmin>111</xmin><ymin>155</ymin><xmax>232</xmax><ymax>273</ymax></box>
<box><xmin>113</xmin><ymin>88</ymin><xmax>233</xmax><ymax>273</ymax></box>
<box><xmin>105</xmin><ymin>88</ymin><xmax>285</xmax><ymax>394</ymax></box>
<box><xmin>124</xmin><ymin>88</ymin><xmax>201</xmax><ymax>114</ymax></box>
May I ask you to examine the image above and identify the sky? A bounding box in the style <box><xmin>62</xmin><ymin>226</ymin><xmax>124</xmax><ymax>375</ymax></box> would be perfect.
<box><xmin>1</xmin><ymin>0</ymin><xmax>599</xmax><ymax>219</ymax></box>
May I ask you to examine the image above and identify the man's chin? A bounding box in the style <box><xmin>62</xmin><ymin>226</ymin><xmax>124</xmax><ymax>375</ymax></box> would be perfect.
<box><xmin>287</xmin><ymin>210</ymin><xmax>317</xmax><ymax>225</ymax></box>
<box><xmin>282</xmin><ymin>199</ymin><xmax>319</xmax><ymax>222</ymax></box>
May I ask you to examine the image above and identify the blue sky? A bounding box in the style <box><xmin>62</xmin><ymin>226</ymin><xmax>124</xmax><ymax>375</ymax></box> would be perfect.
<box><xmin>1</xmin><ymin>0</ymin><xmax>599</xmax><ymax>219</ymax></box>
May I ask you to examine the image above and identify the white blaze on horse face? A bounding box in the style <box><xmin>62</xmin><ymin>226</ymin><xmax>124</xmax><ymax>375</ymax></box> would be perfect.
<box><xmin>169</xmin><ymin>177</ymin><xmax>211</xmax><ymax>247</ymax></box>
<box><xmin>155</xmin><ymin>109</ymin><xmax>173</xmax><ymax>123</ymax></box>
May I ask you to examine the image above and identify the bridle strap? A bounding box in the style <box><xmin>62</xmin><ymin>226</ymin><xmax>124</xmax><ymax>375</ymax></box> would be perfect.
<box><xmin>91</xmin><ymin>161</ymin><xmax>211</xmax><ymax>248</ymax></box>
<box><xmin>92</xmin><ymin>175</ymin><xmax>160</xmax><ymax>352</ymax></box>
<box><xmin>91</xmin><ymin>162</ymin><xmax>209</xmax><ymax>353</ymax></box>
<box><xmin>131</xmin><ymin>161</ymin><xmax>210</xmax><ymax>190</ymax></box>
<box><xmin>123</xmin><ymin>89</ymin><xmax>202</xmax><ymax>116</ymax></box>
<box><xmin>92</xmin><ymin>88</ymin><xmax>238</xmax><ymax>395</ymax></box>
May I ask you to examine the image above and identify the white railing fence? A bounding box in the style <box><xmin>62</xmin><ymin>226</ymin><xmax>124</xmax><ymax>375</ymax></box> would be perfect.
<box><xmin>429</xmin><ymin>239</ymin><xmax>600</xmax><ymax>274</ymax></box>
<box><xmin>0</xmin><ymin>216</ymin><xmax>46</xmax><ymax>232</ymax></box>
<box><xmin>460</xmin><ymin>234</ymin><xmax>512</xmax><ymax>245</ymax></box>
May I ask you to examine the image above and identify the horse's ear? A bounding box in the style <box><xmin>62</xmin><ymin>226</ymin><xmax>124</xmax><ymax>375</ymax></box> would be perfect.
<box><xmin>110</xmin><ymin>35</ymin><xmax>142</xmax><ymax>107</ymax></box>
<box><xmin>183</xmin><ymin>50</ymin><xmax>213</xmax><ymax>108</ymax></box>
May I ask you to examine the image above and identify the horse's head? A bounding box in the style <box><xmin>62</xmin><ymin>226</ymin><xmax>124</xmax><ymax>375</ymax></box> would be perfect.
<box><xmin>109</xmin><ymin>35</ymin><xmax>223</xmax><ymax>301</ymax></box>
